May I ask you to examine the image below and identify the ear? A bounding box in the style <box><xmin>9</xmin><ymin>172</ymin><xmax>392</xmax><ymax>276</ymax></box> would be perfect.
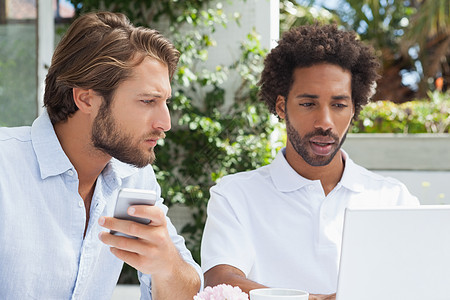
<box><xmin>72</xmin><ymin>88</ymin><xmax>99</xmax><ymax>114</ymax></box>
<box><xmin>275</xmin><ymin>95</ymin><xmax>286</xmax><ymax>119</ymax></box>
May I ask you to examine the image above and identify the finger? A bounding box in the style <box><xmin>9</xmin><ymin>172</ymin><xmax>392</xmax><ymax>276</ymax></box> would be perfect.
<box><xmin>99</xmin><ymin>216</ymin><xmax>152</xmax><ymax>240</ymax></box>
<box><xmin>110</xmin><ymin>247</ymin><xmax>158</xmax><ymax>274</ymax></box>
<box><xmin>99</xmin><ymin>230</ymin><xmax>153</xmax><ymax>255</ymax></box>
<box><xmin>128</xmin><ymin>205</ymin><xmax>166</xmax><ymax>227</ymax></box>
<box><xmin>109</xmin><ymin>247</ymin><xmax>144</xmax><ymax>270</ymax></box>
<box><xmin>99</xmin><ymin>216</ymin><xmax>171</xmax><ymax>248</ymax></box>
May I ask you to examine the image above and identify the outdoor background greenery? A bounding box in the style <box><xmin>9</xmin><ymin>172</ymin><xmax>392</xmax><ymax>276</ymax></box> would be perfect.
<box><xmin>353</xmin><ymin>91</ymin><xmax>449</xmax><ymax>134</ymax></box>
<box><xmin>0</xmin><ymin>24</ymin><xmax>37</xmax><ymax>126</ymax></box>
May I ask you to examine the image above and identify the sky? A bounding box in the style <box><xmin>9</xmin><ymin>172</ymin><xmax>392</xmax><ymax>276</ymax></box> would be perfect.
<box><xmin>313</xmin><ymin>0</ymin><xmax>340</xmax><ymax>10</ymax></box>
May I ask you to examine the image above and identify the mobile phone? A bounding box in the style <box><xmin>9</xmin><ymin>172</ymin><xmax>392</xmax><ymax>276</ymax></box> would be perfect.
<box><xmin>110</xmin><ymin>188</ymin><xmax>157</xmax><ymax>238</ymax></box>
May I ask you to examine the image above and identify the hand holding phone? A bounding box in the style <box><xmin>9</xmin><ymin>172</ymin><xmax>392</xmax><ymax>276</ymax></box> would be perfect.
<box><xmin>110</xmin><ymin>188</ymin><xmax>157</xmax><ymax>238</ymax></box>
<box><xmin>99</xmin><ymin>187</ymin><xmax>197</xmax><ymax>286</ymax></box>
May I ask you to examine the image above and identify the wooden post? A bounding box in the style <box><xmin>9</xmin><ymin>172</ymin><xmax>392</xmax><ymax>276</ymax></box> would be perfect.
<box><xmin>0</xmin><ymin>0</ymin><xmax>7</xmax><ymax>24</ymax></box>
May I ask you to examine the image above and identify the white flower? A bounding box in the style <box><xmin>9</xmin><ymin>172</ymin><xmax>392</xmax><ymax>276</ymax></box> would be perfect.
<box><xmin>194</xmin><ymin>284</ymin><xmax>249</xmax><ymax>300</ymax></box>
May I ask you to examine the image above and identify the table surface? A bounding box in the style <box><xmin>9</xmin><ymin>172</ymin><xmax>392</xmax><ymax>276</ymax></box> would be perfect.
<box><xmin>112</xmin><ymin>284</ymin><xmax>140</xmax><ymax>300</ymax></box>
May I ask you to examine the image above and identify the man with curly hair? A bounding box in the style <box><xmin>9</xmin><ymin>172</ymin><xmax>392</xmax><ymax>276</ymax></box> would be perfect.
<box><xmin>201</xmin><ymin>25</ymin><xmax>419</xmax><ymax>299</ymax></box>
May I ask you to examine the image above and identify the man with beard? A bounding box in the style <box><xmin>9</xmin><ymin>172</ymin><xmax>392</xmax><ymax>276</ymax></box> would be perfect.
<box><xmin>200</xmin><ymin>25</ymin><xmax>419</xmax><ymax>300</ymax></box>
<box><xmin>0</xmin><ymin>12</ymin><xmax>201</xmax><ymax>299</ymax></box>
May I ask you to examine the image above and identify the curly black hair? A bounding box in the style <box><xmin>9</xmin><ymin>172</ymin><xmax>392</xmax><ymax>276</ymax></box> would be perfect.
<box><xmin>258</xmin><ymin>24</ymin><xmax>380</xmax><ymax>120</ymax></box>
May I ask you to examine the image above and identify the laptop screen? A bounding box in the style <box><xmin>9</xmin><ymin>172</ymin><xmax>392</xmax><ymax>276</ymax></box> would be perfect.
<box><xmin>336</xmin><ymin>206</ymin><xmax>450</xmax><ymax>300</ymax></box>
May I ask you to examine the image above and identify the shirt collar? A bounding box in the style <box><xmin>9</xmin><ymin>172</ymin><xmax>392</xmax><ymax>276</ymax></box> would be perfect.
<box><xmin>269</xmin><ymin>147</ymin><xmax>365</xmax><ymax>193</ymax></box>
<box><xmin>31</xmin><ymin>111</ymin><xmax>74</xmax><ymax>179</ymax></box>
<box><xmin>339</xmin><ymin>149</ymin><xmax>365</xmax><ymax>193</ymax></box>
<box><xmin>269</xmin><ymin>148</ymin><xmax>315</xmax><ymax>192</ymax></box>
<box><xmin>31</xmin><ymin>110</ymin><xmax>139</xmax><ymax>182</ymax></box>
<box><xmin>102</xmin><ymin>158</ymin><xmax>140</xmax><ymax>191</ymax></box>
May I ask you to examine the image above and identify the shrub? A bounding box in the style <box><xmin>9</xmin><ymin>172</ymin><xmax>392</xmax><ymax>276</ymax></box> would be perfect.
<box><xmin>352</xmin><ymin>91</ymin><xmax>450</xmax><ymax>134</ymax></box>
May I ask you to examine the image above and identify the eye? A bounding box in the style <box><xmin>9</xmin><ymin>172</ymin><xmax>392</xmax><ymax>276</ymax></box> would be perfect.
<box><xmin>333</xmin><ymin>103</ymin><xmax>348</xmax><ymax>108</ymax></box>
<box><xmin>141</xmin><ymin>100</ymin><xmax>156</xmax><ymax>104</ymax></box>
<box><xmin>299</xmin><ymin>103</ymin><xmax>314</xmax><ymax>107</ymax></box>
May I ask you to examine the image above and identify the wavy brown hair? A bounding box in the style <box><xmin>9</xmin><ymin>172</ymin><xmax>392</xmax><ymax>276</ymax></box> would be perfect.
<box><xmin>258</xmin><ymin>24</ymin><xmax>380</xmax><ymax>120</ymax></box>
<box><xmin>44</xmin><ymin>12</ymin><xmax>180</xmax><ymax>124</ymax></box>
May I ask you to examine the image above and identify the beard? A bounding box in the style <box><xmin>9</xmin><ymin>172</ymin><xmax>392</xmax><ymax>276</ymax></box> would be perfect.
<box><xmin>91</xmin><ymin>103</ymin><xmax>164</xmax><ymax>168</ymax></box>
<box><xmin>285</xmin><ymin>111</ymin><xmax>348</xmax><ymax>167</ymax></box>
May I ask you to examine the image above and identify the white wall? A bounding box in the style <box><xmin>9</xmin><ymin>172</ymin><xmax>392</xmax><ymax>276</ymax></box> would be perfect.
<box><xmin>206</xmin><ymin>0</ymin><xmax>279</xmax><ymax>68</ymax></box>
<box><xmin>375</xmin><ymin>170</ymin><xmax>449</xmax><ymax>205</ymax></box>
<box><xmin>204</xmin><ymin>0</ymin><xmax>279</xmax><ymax>108</ymax></box>
<box><xmin>344</xmin><ymin>134</ymin><xmax>450</xmax><ymax>205</ymax></box>
<box><xmin>37</xmin><ymin>0</ymin><xmax>54</xmax><ymax>116</ymax></box>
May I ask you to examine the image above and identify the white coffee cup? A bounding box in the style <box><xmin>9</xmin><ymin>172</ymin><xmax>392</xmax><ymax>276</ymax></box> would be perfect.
<box><xmin>249</xmin><ymin>288</ymin><xmax>309</xmax><ymax>300</ymax></box>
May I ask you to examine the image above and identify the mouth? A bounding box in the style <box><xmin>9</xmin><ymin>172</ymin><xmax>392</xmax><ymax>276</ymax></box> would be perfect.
<box><xmin>144</xmin><ymin>132</ymin><xmax>166</xmax><ymax>148</ymax></box>
<box><xmin>309</xmin><ymin>137</ymin><xmax>336</xmax><ymax>156</ymax></box>
<box><xmin>144</xmin><ymin>139</ymin><xmax>158</xmax><ymax>147</ymax></box>
<box><xmin>144</xmin><ymin>136</ymin><xmax>163</xmax><ymax>147</ymax></box>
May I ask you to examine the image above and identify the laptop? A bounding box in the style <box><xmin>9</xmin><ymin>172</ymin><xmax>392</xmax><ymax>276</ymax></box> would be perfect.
<box><xmin>336</xmin><ymin>206</ymin><xmax>450</xmax><ymax>300</ymax></box>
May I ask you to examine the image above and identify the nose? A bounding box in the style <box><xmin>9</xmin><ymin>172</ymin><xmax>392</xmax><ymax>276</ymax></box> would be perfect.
<box><xmin>313</xmin><ymin>107</ymin><xmax>333</xmax><ymax>131</ymax></box>
<box><xmin>153</xmin><ymin>102</ymin><xmax>171</xmax><ymax>132</ymax></box>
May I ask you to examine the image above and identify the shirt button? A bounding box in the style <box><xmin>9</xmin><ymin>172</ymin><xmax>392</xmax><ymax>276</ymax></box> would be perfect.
<box><xmin>308</xmin><ymin>185</ymin><xmax>315</xmax><ymax>191</ymax></box>
<box><xmin>67</xmin><ymin>170</ymin><xmax>74</xmax><ymax>176</ymax></box>
<box><xmin>78</xmin><ymin>200</ymin><xmax>84</xmax><ymax>208</ymax></box>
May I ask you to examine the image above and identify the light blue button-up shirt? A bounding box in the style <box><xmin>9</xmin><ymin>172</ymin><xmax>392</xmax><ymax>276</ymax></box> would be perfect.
<box><xmin>0</xmin><ymin>111</ymin><xmax>202</xmax><ymax>299</ymax></box>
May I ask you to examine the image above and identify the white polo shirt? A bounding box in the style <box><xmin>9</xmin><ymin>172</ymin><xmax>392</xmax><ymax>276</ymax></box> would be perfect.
<box><xmin>201</xmin><ymin>148</ymin><xmax>419</xmax><ymax>294</ymax></box>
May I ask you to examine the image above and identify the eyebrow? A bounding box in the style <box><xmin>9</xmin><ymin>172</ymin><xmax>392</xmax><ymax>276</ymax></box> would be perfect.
<box><xmin>295</xmin><ymin>93</ymin><xmax>351</xmax><ymax>100</ymax></box>
<box><xmin>296</xmin><ymin>93</ymin><xmax>318</xmax><ymax>99</ymax></box>
<box><xmin>332</xmin><ymin>95</ymin><xmax>351</xmax><ymax>100</ymax></box>
<box><xmin>136</xmin><ymin>93</ymin><xmax>172</xmax><ymax>99</ymax></box>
